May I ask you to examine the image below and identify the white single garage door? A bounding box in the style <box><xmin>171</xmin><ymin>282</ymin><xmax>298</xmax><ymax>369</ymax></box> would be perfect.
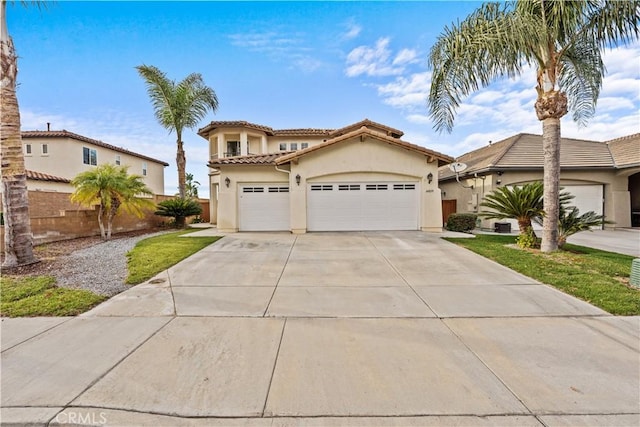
<box><xmin>307</xmin><ymin>182</ymin><xmax>419</xmax><ymax>231</ymax></box>
<box><xmin>503</xmin><ymin>184</ymin><xmax>604</xmax><ymax>231</ymax></box>
<box><xmin>238</xmin><ymin>185</ymin><xmax>290</xmax><ymax>231</ymax></box>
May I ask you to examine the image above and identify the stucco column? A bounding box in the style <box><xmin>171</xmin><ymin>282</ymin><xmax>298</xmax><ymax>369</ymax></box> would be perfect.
<box><xmin>422</xmin><ymin>186</ymin><xmax>444</xmax><ymax>232</ymax></box>
<box><xmin>216</xmin><ymin>133</ymin><xmax>224</xmax><ymax>158</ymax></box>
<box><xmin>289</xmin><ymin>167</ymin><xmax>307</xmax><ymax>233</ymax></box>
<box><xmin>261</xmin><ymin>135</ymin><xmax>268</xmax><ymax>154</ymax></box>
<box><xmin>240</xmin><ymin>131</ymin><xmax>248</xmax><ymax>156</ymax></box>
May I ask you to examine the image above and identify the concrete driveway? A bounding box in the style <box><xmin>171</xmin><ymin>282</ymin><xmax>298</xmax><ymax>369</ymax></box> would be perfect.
<box><xmin>2</xmin><ymin>232</ymin><xmax>639</xmax><ymax>426</ymax></box>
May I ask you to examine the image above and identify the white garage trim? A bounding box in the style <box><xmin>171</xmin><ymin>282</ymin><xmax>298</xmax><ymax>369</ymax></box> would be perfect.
<box><xmin>238</xmin><ymin>184</ymin><xmax>290</xmax><ymax>231</ymax></box>
<box><xmin>307</xmin><ymin>182</ymin><xmax>419</xmax><ymax>231</ymax></box>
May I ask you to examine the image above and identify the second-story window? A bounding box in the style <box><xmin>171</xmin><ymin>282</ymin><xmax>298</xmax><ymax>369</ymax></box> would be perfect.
<box><xmin>279</xmin><ymin>143</ymin><xmax>287</xmax><ymax>151</ymax></box>
<box><xmin>24</xmin><ymin>144</ymin><xmax>32</xmax><ymax>155</ymax></box>
<box><xmin>41</xmin><ymin>144</ymin><xmax>48</xmax><ymax>155</ymax></box>
<box><xmin>290</xmin><ymin>143</ymin><xmax>298</xmax><ymax>150</ymax></box>
<box><xmin>226</xmin><ymin>141</ymin><xmax>240</xmax><ymax>156</ymax></box>
<box><xmin>301</xmin><ymin>143</ymin><xmax>309</xmax><ymax>149</ymax></box>
<box><xmin>83</xmin><ymin>147</ymin><xmax>97</xmax><ymax>165</ymax></box>
<box><xmin>115</xmin><ymin>155</ymin><xmax>121</xmax><ymax>165</ymax></box>
<box><xmin>142</xmin><ymin>162</ymin><xmax>148</xmax><ymax>176</ymax></box>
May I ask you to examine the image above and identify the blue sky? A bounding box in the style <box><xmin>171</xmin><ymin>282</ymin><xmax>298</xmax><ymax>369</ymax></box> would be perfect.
<box><xmin>10</xmin><ymin>1</ymin><xmax>640</xmax><ymax>198</ymax></box>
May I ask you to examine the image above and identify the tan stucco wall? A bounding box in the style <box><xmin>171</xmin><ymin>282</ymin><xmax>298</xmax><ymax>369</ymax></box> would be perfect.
<box><xmin>214</xmin><ymin>135</ymin><xmax>443</xmax><ymax>233</ymax></box>
<box><xmin>439</xmin><ymin>168</ymin><xmax>634</xmax><ymax>230</ymax></box>
<box><xmin>23</xmin><ymin>137</ymin><xmax>166</xmax><ymax>195</ymax></box>
<box><xmin>26</xmin><ymin>180</ymin><xmax>73</xmax><ymax>193</ymax></box>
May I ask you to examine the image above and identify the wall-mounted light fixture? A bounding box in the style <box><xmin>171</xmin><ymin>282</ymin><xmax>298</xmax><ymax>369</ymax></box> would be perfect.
<box><xmin>496</xmin><ymin>179</ymin><xmax>502</xmax><ymax>185</ymax></box>
<box><xmin>427</xmin><ymin>172</ymin><xmax>433</xmax><ymax>184</ymax></box>
<box><xmin>295</xmin><ymin>174</ymin><xmax>301</xmax><ymax>186</ymax></box>
<box><xmin>224</xmin><ymin>177</ymin><xmax>230</xmax><ymax>188</ymax></box>
<box><xmin>497</xmin><ymin>171</ymin><xmax>503</xmax><ymax>176</ymax></box>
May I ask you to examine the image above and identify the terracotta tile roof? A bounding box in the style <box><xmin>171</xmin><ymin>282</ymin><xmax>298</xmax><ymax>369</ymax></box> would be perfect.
<box><xmin>208</xmin><ymin>151</ymin><xmax>295</xmax><ymax>166</ymax></box>
<box><xmin>273</xmin><ymin>128</ymin><xmax>333</xmax><ymax>136</ymax></box>
<box><xmin>198</xmin><ymin>120</ymin><xmax>337</xmax><ymax>138</ymax></box>
<box><xmin>607</xmin><ymin>133</ymin><xmax>640</xmax><ymax>168</ymax></box>
<box><xmin>439</xmin><ymin>133</ymin><xmax>617</xmax><ymax>181</ymax></box>
<box><xmin>198</xmin><ymin>121</ymin><xmax>276</xmax><ymax>137</ymax></box>
<box><xmin>198</xmin><ymin>119</ymin><xmax>403</xmax><ymax>139</ymax></box>
<box><xmin>26</xmin><ymin>170</ymin><xmax>71</xmax><ymax>183</ymax></box>
<box><xmin>329</xmin><ymin>119</ymin><xmax>403</xmax><ymax>138</ymax></box>
<box><xmin>22</xmin><ymin>130</ymin><xmax>169</xmax><ymax>166</ymax></box>
<box><xmin>275</xmin><ymin>126</ymin><xmax>453</xmax><ymax>166</ymax></box>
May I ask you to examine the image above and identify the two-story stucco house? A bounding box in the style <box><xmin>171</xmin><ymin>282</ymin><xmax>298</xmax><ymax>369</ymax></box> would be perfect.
<box><xmin>21</xmin><ymin>128</ymin><xmax>168</xmax><ymax>195</ymax></box>
<box><xmin>199</xmin><ymin>119</ymin><xmax>453</xmax><ymax>233</ymax></box>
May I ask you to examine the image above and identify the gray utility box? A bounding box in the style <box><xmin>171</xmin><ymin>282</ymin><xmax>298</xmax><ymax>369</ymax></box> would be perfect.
<box><xmin>494</xmin><ymin>222</ymin><xmax>512</xmax><ymax>233</ymax></box>
<box><xmin>631</xmin><ymin>259</ymin><xmax>640</xmax><ymax>288</ymax></box>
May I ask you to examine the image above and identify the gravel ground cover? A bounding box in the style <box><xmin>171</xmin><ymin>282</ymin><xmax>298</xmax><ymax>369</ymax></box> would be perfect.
<box><xmin>2</xmin><ymin>229</ymin><xmax>170</xmax><ymax>297</ymax></box>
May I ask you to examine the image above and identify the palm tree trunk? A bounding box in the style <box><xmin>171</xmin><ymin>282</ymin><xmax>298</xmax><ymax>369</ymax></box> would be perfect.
<box><xmin>97</xmin><ymin>204</ymin><xmax>106</xmax><ymax>240</ymax></box>
<box><xmin>176</xmin><ymin>132</ymin><xmax>186</xmax><ymax>199</ymax></box>
<box><xmin>1</xmin><ymin>2</ymin><xmax>37</xmax><ymax>267</ymax></box>
<box><xmin>535</xmin><ymin>84</ymin><xmax>567</xmax><ymax>253</ymax></box>
<box><xmin>540</xmin><ymin>117</ymin><xmax>561</xmax><ymax>252</ymax></box>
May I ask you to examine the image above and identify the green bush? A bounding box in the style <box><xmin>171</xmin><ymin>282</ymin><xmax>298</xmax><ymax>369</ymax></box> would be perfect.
<box><xmin>516</xmin><ymin>226</ymin><xmax>539</xmax><ymax>249</ymax></box>
<box><xmin>445</xmin><ymin>213</ymin><xmax>477</xmax><ymax>232</ymax></box>
<box><xmin>155</xmin><ymin>198</ymin><xmax>202</xmax><ymax>228</ymax></box>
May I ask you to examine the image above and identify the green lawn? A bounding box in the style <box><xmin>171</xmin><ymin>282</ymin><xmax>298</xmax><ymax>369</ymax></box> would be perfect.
<box><xmin>0</xmin><ymin>276</ymin><xmax>106</xmax><ymax>317</ymax></box>
<box><xmin>126</xmin><ymin>229</ymin><xmax>221</xmax><ymax>284</ymax></box>
<box><xmin>445</xmin><ymin>234</ymin><xmax>640</xmax><ymax>315</ymax></box>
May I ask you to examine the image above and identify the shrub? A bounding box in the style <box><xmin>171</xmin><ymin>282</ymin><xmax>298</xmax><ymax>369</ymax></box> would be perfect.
<box><xmin>445</xmin><ymin>213</ymin><xmax>477</xmax><ymax>232</ymax></box>
<box><xmin>516</xmin><ymin>226</ymin><xmax>539</xmax><ymax>249</ymax></box>
<box><xmin>155</xmin><ymin>198</ymin><xmax>202</xmax><ymax>228</ymax></box>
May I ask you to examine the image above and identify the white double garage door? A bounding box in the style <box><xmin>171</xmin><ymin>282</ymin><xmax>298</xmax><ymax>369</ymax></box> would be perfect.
<box><xmin>238</xmin><ymin>182</ymin><xmax>420</xmax><ymax>231</ymax></box>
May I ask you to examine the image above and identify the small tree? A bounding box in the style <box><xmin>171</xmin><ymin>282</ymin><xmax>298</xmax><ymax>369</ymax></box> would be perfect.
<box><xmin>155</xmin><ymin>198</ymin><xmax>202</xmax><ymax>228</ymax></box>
<box><xmin>71</xmin><ymin>164</ymin><xmax>154</xmax><ymax>240</ymax></box>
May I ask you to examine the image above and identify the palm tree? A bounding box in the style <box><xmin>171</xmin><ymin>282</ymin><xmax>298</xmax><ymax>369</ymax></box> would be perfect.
<box><xmin>155</xmin><ymin>197</ymin><xmax>202</xmax><ymax>229</ymax></box>
<box><xmin>428</xmin><ymin>0</ymin><xmax>639</xmax><ymax>252</ymax></box>
<box><xmin>480</xmin><ymin>181</ymin><xmax>573</xmax><ymax>235</ymax></box>
<box><xmin>185</xmin><ymin>172</ymin><xmax>200</xmax><ymax>199</ymax></box>
<box><xmin>71</xmin><ymin>164</ymin><xmax>155</xmax><ymax>240</ymax></box>
<box><xmin>0</xmin><ymin>1</ymin><xmax>47</xmax><ymax>267</ymax></box>
<box><xmin>136</xmin><ymin>65</ymin><xmax>218</xmax><ymax>199</ymax></box>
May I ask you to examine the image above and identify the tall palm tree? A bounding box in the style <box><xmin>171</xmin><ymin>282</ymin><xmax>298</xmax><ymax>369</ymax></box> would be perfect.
<box><xmin>0</xmin><ymin>0</ymin><xmax>46</xmax><ymax>267</ymax></box>
<box><xmin>428</xmin><ymin>0</ymin><xmax>639</xmax><ymax>252</ymax></box>
<box><xmin>136</xmin><ymin>65</ymin><xmax>218</xmax><ymax>199</ymax></box>
<box><xmin>71</xmin><ymin>164</ymin><xmax>154</xmax><ymax>240</ymax></box>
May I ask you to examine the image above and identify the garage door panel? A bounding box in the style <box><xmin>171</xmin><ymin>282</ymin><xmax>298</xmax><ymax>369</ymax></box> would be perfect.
<box><xmin>307</xmin><ymin>182</ymin><xmax>419</xmax><ymax>231</ymax></box>
<box><xmin>239</xmin><ymin>185</ymin><xmax>290</xmax><ymax>231</ymax></box>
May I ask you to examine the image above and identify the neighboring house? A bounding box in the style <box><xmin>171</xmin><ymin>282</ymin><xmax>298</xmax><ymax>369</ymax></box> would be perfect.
<box><xmin>21</xmin><ymin>128</ymin><xmax>169</xmax><ymax>195</ymax></box>
<box><xmin>199</xmin><ymin>119</ymin><xmax>453</xmax><ymax>232</ymax></box>
<box><xmin>439</xmin><ymin>133</ymin><xmax>640</xmax><ymax>230</ymax></box>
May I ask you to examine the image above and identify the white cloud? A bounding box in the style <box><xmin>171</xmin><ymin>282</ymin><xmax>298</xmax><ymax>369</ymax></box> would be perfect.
<box><xmin>343</xmin><ymin>22</ymin><xmax>362</xmax><ymax>40</ymax></box>
<box><xmin>229</xmin><ymin>31</ymin><xmax>323</xmax><ymax>74</ymax></box>
<box><xmin>376</xmin><ymin>72</ymin><xmax>431</xmax><ymax>110</ymax></box>
<box><xmin>392</xmin><ymin>48</ymin><xmax>418</xmax><ymax>66</ymax></box>
<box><xmin>345</xmin><ymin>38</ymin><xmax>408</xmax><ymax>77</ymax></box>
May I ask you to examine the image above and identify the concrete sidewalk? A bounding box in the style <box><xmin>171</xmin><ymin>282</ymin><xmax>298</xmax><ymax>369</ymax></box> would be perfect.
<box><xmin>2</xmin><ymin>232</ymin><xmax>639</xmax><ymax>426</ymax></box>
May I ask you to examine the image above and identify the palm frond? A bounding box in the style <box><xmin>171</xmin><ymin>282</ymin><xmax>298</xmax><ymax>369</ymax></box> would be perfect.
<box><xmin>135</xmin><ymin>64</ymin><xmax>177</xmax><ymax>132</ymax></box>
<box><xmin>559</xmin><ymin>36</ymin><xmax>604</xmax><ymax>126</ymax></box>
<box><xmin>428</xmin><ymin>2</ymin><xmax>539</xmax><ymax>133</ymax></box>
